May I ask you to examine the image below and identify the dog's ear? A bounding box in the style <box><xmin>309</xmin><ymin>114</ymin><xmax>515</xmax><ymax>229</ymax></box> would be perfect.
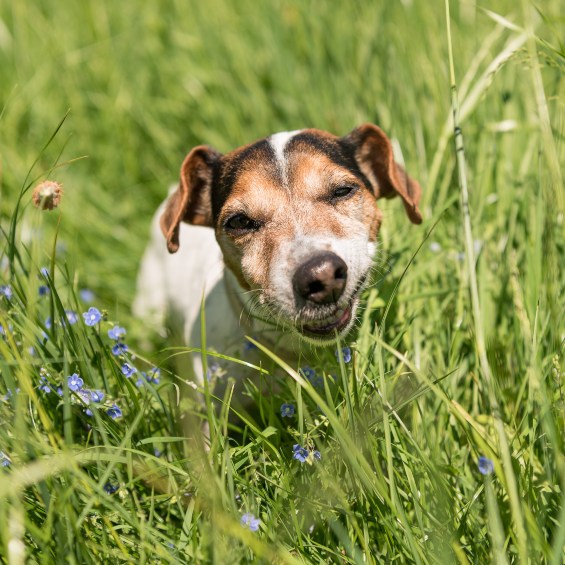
<box><xmin>345</xmin><ymin>123</ymin><xmax>422</xmax><ymax>224</ymax></box>
<box><xmin>160</xmin><ymin>146</ymin><xmax>221</xmax><ymax>253</ymax></box>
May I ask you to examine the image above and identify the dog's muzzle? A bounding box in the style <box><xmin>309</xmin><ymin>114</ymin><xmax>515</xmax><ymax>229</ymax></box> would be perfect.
<box><xmin>292</xmin><ymin>252</ymin><xmax>354</xmax><ymax>339</ymax></box>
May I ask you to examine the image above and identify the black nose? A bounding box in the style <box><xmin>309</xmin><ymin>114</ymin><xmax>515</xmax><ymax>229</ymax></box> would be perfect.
<box><xmin>292</xmin><ymin>253</ymin><xmax>348</xmax><ymax>305</ymax></box>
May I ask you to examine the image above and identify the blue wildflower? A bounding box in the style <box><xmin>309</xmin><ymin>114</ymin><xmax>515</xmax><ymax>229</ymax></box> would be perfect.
<box><xmin>335</xmin><ymin>346</ymin><xmax>352</xmax><ymax>364</ymax></box>
<box><xmin>56</xmin><ymin>387</ymin><xmax>63</xmax><ymax>397</ymax></box>
<box><xmin>103</xmin><ymin>482</ymin><xmax>119</xmax><ymax>494</ymax></box>
<box><xmin>147</xmin><ymin>367</ymin><xmax>160</xmax><ymax>384</ymax></box>
<box><xmin>136</xmin><ymin>375</ymin><xmax>146</xmax><ymax>388</ymax></box>
<box><xmin>0</xmin><ymin>451</ymin><xmax>11</xmax><ymax>467</ymax></box>
<box><xmin>478</xmin><ymin>456</ymin><xmax>494</xmax><ymax>476</ymax></box>
<box><xmin>121</xmin><ymin>363</ymin><xmax>136</xmax><ymax>377</ymax></box>
<box><xmin>206</xmin><ymin>362</ymin><xmax>220</xmax><ymax>381</ymax></box>
<box><xmin>77</xmin><ymin>390</ymin><xmax>91</xmax><ymax>405</ymax></box>
<box><xmin>112</xmin><ymin>342</ymin><xmax>129</xmax><ymax>356</ymax></box>
<box><xmin>108</xmin><ymin>326</ymin><xmax>126</xmax><ymax>340</ymax></box>
<box><xmin>300</xmin><ymin>366</ymin><xmax>323</xmax><ymax>388</ymax></box>
<box><xmin>293</xmin><ymin>444</ymin><xmax>321</xmax><ymax>464</ymax></box>
<box><xmin>85</xmin><ymin>408</ymin><xmax>93</xmax><ymax>417</ymax></box>
<box><xmin>64</xmin><ymin>310</ymin><xmax>78</xmax><ymax>325</ymax></box>
<box><xmin>300</xmin><ymin>366</ymin><xmax>315</xmax><ymax>380</ymax></box>
<box><xmin>106</xmin><ymin>404</ymin><xmax>122</xmax><ymax>419</ymax></box>
<box><xmin>38</xmin><ymin>285</ymin><xmax>50</xmax><ymax>296</ymax></box>
<box><xmin>38</xmin><ymin>376</ymin><xmax>51</xmax><ymax>394</ymax></box>
<box><xmin>40</xmin><ymin>267</ymin><xmax>50</xmax><ymax>277</ymax></box>
<box><xmin>154</xmin><ymin>448</ymin><xmax>162</xmax><ymax>457</ymax></box>
<box><xmin>280</xmin><ymin>403</ymin><xmax>295</xmax><ymax>418</ymax></box>
<box><xmin>2</xmin><ymin>388</ymin><xmax>20</xmax><ymax>401</ymax></box>
<box><xmin>67</xmin><ymin>373</ymin><xmax>84</xmax><ymax>391</ymax></box>
<box><xmin>82</xmin><ymin>307</ymin><xmax>102</xmax><ymax>326</ymax></box>
<box><xmin>45</xmin><ymin>317</ymin><xmax>52</xmax><ymax>330</ymax></box>
<box><xmin>240</xmin><ymin>513</ymin><xmax>261</xmax><ymax>532</ymax></box>
<box><xmin>0</xmin><ymin>285</ymin><xmax>12</xmax><ymax>300</ymax></box>
<box><xmin>90</xmin><ymin>390</ymin><xmax>105</xmax><ymax>403</ymax></box>
<box><xmin>79</xmin><ymin>289</ymin><xmax>95</xmax><ymax>303</ymax></box>
<box><xmin>243</xmin><ymin>338</ymin><xmax>258</xmax><ymax>352</ymax></box>
<box><xmin>292</xmin><ymin>444</ymin><xmax>309</xmax><ymax>463</ymax></box>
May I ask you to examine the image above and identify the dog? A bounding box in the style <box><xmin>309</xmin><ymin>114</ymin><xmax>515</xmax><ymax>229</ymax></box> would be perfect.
<box><xmin>134</xmin><ymin>123</ymin><xmax>422</xmax><ymax>414</ymax></box>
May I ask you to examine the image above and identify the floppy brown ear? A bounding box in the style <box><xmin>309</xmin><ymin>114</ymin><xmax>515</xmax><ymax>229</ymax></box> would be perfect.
<box><xmin>160</xmin><ymin>146</ymin><xmax>221</xmax><ymax>253</ymax></box>
<box><xmin>345</xmin><ymin>123</ymin><xmax>422</xmax><ymax>224</ymax></box>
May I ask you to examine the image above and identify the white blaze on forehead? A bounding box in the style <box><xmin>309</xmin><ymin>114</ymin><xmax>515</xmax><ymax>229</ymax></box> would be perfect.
<box><xmin>268</xmin><ymin>130</ymin><xmax>302</xmax><ymax>184</ymax></box>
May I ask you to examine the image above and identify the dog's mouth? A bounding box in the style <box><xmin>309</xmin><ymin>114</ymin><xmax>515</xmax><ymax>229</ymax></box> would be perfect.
<box><xmin>300</xmin><ymin>305</ymin><xmax>353</xmax><ymax>338</ymax></box>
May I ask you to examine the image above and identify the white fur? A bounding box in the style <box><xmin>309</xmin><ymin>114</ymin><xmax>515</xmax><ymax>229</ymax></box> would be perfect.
<box><xmin>268</xmin><ymin>231</ymin><xmax>373</xmax><ymax>319</ymax></box>
<box><xmin>133</xmin><ymin>202</ymin><xmax>248</xmax><ymax>389</ymax></box>
<box><xmin>268</xmin><ymin>130</ymin><xmax>301</xmax><ymax>185</ymax></box>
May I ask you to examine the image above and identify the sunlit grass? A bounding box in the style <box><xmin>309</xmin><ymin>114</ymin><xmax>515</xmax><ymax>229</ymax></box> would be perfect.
<box><xmin>0</xmin><ymin>0</ymin><xmax>564</xmax><ymax>562</ymax></box>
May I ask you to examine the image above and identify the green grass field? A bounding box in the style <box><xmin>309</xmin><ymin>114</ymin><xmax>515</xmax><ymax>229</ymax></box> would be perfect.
<box><xmin>0</xmin><ymin>1</ymin><xmax>564</xmax><ymax>562</ymax></box>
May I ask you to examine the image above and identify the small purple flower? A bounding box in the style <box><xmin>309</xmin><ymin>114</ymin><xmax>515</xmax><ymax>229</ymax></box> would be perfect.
<box><xmin>112</xmin><ymin>342</ymin><xmax>129</xmax><ymax>356</ymax></box>
<box><xmin>45</xmin><ymin>317</ymin><xmax>52</xmax><ymax>330</ymax></box>
<box><xmin>0</xmin><ymin>451</ymin><xmax>11</xmax><ymax>467</ymax></box>
<box><xmin>56</xmin><ymin>387</ymin><xmax>63</xmax><ymax>397</ymax></box>
<box><xmin>3</xmin><ymin>388</ymin><xmax>20</xmax><ymax>401</ymax></box>
<box><xmin>108</xmin><ymin>326</ymin><xmax>126</xmax><ymax>340</ymax></box>
<box><xmin>103</xmin><ymin>482</ymin><xmax>119</xmax><ymax>494</ymax></box>
<box><xmin>243</xmin><ymin>338</ymin><xmax>258</xmax><ymax>352</ymax></box>
<box><xmin>84</xmin><ymin>408</ymin><xmax>93</xmax><ymax>417</ymax></box>
<box><xmin>0</xmin><ymin>285</ymin><xmax>12</xmax><ymax>300</ymax></box>
<box><xmin>64</xmin><ymin>310</ymin><xmax>78</xmax><ymax>325</ymax></box>
<box><xmin>280</xmin><ymin>403</ymin><xmax>295</xmax><ymax>418</ymax></box>
<box><xmin>38</xmin><ymin>376</ymin><xmax>51</xmax><ymax>394</ymax></box>
<box><xmin>292</xmin><ymin>444</ymin><xmax>309</xmax><ymax>463</ymax></box>
<box><xmin>90</xmin><ymin>390</ymin><xmax>104</xmax><ymax>403</ymax></box>
<box><xmin>121</xmin><ymin>363</ymin><xmax>136</xmax><ymax>377</ymax></box>
<box><xmin>40</xmin><ymin>267</ymin><xmax>50</xmax><ymax>277</ymax></box>
<box><xmin>206</xmin><ymin>362</ymin><xmax>220</xmax><ymax>382</ymax></box>
<box><xmin>293</xmin><ymin>444</ymin><xmax>321</xmax><ymax>464</ymax></box>
<box><xmin>154</xmin><ymin>448</ymin><xmax>162</xmax><ymax>457</ymax></box>
<box><xmin>300</xmin><ymin>366</ymin><xmax>323</xmax><ymax>388</ymax></box>
<box><xmin>77</xmin><ymin>390</ymin><xmax>91</xmax><ymax>405</ymax></box>
<box><xmin>136</xmin><ymin>375</ymin><xmax>145</xmax><ymax>388</ymax></box>
<box><xmin>82</xmin><ymin>307</ymin><xmax>102</xmax><ymax>326</ymax></box>
<box><xmin>147</xmin><ymin>367</ymin><xmax>160</xmax><ymax>384</ymax></box>
<box><xmin>79</xmin><ymin>289</ymin><xmax>95</xmax><ymax>303</ymax></box>
<box><xmin>240</xmin><ymin>513</ymin><xmax>260</xmax><ymax>532</ymax></box>
<box><xmin>335</xmin><ymin>346</ymin><xmax>352</xmax><ymax>364</ymax></box>
<box><xmin>478</xmin><ymin>456</ymin><xmax>494</xmax><ymax>476</ymax></box>
<box><xmin>106</xmin><ymin>404</ymin><xmax>122</xmax><ymax>420</ymax></box>
<box><xmin>300</xmin><ymin>366</ymin><xmax>316</xmax><ymax>380</ymax></box>
<box><xmin>38</xmin><ymin>285</ymin><xmax>50</xmax><ymax>296</ymax></box>
<box><xmin>67</xmin><ymin>373</ymin><xmax>84</xmax><ymax>391</ymax></box>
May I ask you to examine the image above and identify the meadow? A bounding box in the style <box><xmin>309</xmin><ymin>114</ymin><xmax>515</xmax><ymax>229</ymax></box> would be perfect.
<box><xmin>0</xmin><ymin>0</ymin><xmax>564</xmax><ymax>563</ymax></box>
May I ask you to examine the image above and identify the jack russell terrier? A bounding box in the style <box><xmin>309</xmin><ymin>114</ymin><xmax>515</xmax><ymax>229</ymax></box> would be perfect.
<box><xmin>134</xmin><ymin>123</ymin><xmax>422</xmax><ymax>412</ymax></box>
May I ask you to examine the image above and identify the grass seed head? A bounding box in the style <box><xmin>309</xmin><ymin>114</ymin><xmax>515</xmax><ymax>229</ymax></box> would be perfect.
<box><xmin>32</xmin><ymin>180</ymin><xmax>63</xmax><ymax>210</ymax></box>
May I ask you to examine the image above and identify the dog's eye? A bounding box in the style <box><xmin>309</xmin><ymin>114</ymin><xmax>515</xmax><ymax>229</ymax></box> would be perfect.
<box><xmin>225</xmin><ymin>214</ymin><xmax>259</xmax><ymax>232</ymax></box>
<box><xmin>332</xmin><ymin>186</ymin><xmax>356</xmax><ymax>199</ymax></box>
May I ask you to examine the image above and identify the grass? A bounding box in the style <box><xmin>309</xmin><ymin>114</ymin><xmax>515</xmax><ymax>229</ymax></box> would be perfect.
<box><xmin>0</xmin><ymin>0</ymin><xmax>564</xmax><ymax>562</ymax></box>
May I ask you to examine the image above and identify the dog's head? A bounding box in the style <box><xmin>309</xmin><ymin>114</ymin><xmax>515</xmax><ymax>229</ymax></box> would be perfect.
<box><xmin>161</xmin><ymin>124</ymin><xmax>422</xmax><ymax>344</ymax></box>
